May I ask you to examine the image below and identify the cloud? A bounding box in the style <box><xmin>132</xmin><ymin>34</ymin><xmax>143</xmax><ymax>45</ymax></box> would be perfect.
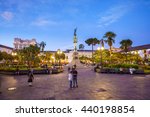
<box><xmin>1</xmin><ymin>11</ymin><xmax>13</xmax><ymax>21</ymax></box>
<box><xmin>32</xmin><ymin>19</ymin><xmax>58</xmax><ymax>26</ymax></box>
<box><xmin>98</xmin><ymin>5</ymin><xmax>131</xmax><ymax>27</ymax></box>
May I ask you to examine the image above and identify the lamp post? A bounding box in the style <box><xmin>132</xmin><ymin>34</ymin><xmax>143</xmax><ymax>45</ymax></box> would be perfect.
<box><xmin>12</xmin><ymin>51</ymin><xmax>17</xmax><ymax>63</ymax></box>
<box><xmin>57</xmin><ymin>49</ymin><xmax>62</xmax><ymax>66</ymax></box>
<box><xmin>97</xmin><ymin>46</ymin><xmax>104</xmax><ymax>69</ymax></box>
<box><xmin>12</xmin><ymin>52</ymin><xmax>17</xmax><ymax>56</ymax></box>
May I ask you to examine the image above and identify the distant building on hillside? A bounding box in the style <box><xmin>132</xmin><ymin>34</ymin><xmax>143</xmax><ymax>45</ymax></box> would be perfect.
<box><xmin>13</xmin><ymin>38</ymin><xmax>37</xmax><ymax>49</ymax></box>
<box><xmin>0</xmin><ymin>44</ymin><xmax>13</xmax><ymax>54</ymax></box>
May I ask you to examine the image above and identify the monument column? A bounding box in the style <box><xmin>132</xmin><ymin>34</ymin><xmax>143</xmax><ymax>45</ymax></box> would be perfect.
<box><xmin>73</xmin><ymin>28</ymin><xmax>77</xmax><ymax>52</ymax></box>
<box><xmin>73</xmin><ymin>28</ymin><xmax>78</xmax><ymax>64</ymax></box>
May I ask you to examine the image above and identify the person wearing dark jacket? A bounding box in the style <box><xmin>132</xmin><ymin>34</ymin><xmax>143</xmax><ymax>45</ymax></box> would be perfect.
<box><xmin>28</xmin><ymin>70</ymin><xmax>34</xmax><ymax>86</ymax></box>
<box><xmin>72</xmin><ymin>68</ymin><xmax>78</xmax><ymax>88</ymax></box>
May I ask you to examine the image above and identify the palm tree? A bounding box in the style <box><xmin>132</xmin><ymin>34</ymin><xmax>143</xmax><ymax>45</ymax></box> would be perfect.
<box><xmin>103</xmin><ymin>31</ymin><xmax>116</xmax><ymax>62</ymax></box>
<box><xmin>79</xmin><ymin>44</ymin><xmax>85</xmax><ymax>50</ymax></box>
<box><xmin>0</xmin><ymin>52</ymin><xmax>3</xmax><ymax>61</ymax></box>
<box><xmin>120</xmin><ymin>39</ymin><xmax>133</xmax><ymax>63</ymax></box>
<box><xmin>40</xmin><ymin>41</ymin><xmax>46</xmax><ymax>52</ymax></box>
<box><xmin>99</xmin><ymin>38</ymin><xmax>106</xmax><ymax>48</ymax></box>
<box><xmin>85</xmin><ymin>38</ymin><xmax>99</xmax><ymax>63</ymax></box>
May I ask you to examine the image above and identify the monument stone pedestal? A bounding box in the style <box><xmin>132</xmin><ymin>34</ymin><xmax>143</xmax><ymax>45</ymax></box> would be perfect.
<box><xmin>68</xmin><ymin>28</ymin><xmax>84</xmax><ymax>69</ymax></box>
<box><xmin>69</xmin><ymin>51</ymin><xmax>84</xmax><ymax>69</ymax></box>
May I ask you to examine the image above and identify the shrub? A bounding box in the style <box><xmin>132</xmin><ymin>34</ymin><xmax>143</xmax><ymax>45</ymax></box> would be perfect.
<box><xmin>144</xmin><ymin>65</ymin><xmax>150</xmax><ymax>70</ymax></box>
<box><xmin>144</xmin><ymin>69</ymin><xmax>150</xmax><ymax>74</ymax></box>
<box><xmin>0</xmin><ymin>67</ymin><xmax>16</xmax><ymax>71</ymax></box>
<box><xmin>108</xmin><ymin>64</ymin><xmax>139</xmax><ymax>69</ymax></box>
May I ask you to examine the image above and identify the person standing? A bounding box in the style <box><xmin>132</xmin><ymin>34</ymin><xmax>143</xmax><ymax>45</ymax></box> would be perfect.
<box><xmin>68</xmin><ymin>71</ymin><xmax>73</xmax><ymax>88</ymax></box>
<box><xmin>28</xmin><ymin>70</ymin><xmax>34</xmax><ymax>86</ymax></box>
<box><xmin>72</xmin><ymin>68</ymin><xmax>78</xmax><ymax>88</ymax></box>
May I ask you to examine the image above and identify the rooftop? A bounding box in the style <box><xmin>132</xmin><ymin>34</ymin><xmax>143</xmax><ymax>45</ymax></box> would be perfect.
<box><xmin>0</xmin><ymin>44</ymin><xmax>13</xmax><ymax>50</ymax></box>
<box><xmin>128</xmin><ymin>44</ymin><xmax>150</xmax><ymax>51</ymax></box>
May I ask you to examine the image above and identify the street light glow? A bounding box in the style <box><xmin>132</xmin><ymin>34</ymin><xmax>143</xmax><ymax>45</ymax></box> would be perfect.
<box><xmin>57</xmin><ymin>49</ymin><xmax>62</xmax><ymax>54</ymax></box>
<box><xmin>51</xmin><ymin>56</ymin><xmax>55</xmax><ymax>59</ymax></box>
<box><xmin>12</xmin><ymin>52</ymin><xmax>17</xmax><ymax>56</ymax></box>
<box><xmin>101</xmin><ymin>47</ymin><xmax>104</xmax><ymax>50</ymax></box>
<box><xmin>97</xmin><ymin>47</ymin><xmax>100</xmax><ymax>50</ymax></box>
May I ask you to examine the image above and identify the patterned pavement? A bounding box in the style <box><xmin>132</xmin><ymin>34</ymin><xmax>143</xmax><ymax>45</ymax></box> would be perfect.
<box><xmin>0</xmin><ymin>66</ymin><xmax>150</xmax><ymax>100</ymax></box>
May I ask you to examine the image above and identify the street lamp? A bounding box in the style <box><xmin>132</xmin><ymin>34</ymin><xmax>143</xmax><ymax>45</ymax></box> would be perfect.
<box><xmin>11</xmin><ymin>51</ymin><xmax>18</xmax><ymax>63</ymax></box>
<box><xmin>12</xmin><ymin>52</ymin><xmax>17</xmax><ymax>56</ymax></box>
<box><xmin>97</xmin><ymin>46</ymin><xmax>104</xmax><ymax>69</ymax></box>
<box><xmin>57</xmin><ymin>49</ymin><xmax>62</xmax><ymax>66</ymax></box>
<box><xmin>51</xmin><ymin>56</ymin><xmax>55</xmax><ymax>65</ymax></box>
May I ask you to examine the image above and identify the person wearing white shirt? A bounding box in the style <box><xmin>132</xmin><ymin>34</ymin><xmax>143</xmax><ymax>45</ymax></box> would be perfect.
<box><xmin>68</xmin><ymin>71</ymin><xmax>73</xmax><ymax>88</ymax></box>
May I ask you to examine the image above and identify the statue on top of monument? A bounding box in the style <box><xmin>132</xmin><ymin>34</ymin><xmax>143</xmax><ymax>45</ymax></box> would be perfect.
<box><xmin>74</xmin><ymin>28</ymin><xmax>77</xmax><ymax>36</ymax></box>
<box><xmin>73</xmin><ymin>27</ymin><xmax>77</xmax><ymax>43</ymax></box>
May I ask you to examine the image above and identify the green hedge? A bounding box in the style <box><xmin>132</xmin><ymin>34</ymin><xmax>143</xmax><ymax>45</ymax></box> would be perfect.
<box><xmin>0</xmin><ymin>67</ymin><xmax>44</xmax><ymax>71</ymax></box>
<box><xmin>108</xmin><ymin>64</ymin><xmax>139</xmax><ymax>69</ymax></box>
<box><xmin>0</xmin><ymin>67</ymin><xmax>16</xmax><ymax>71</ymax></box>
<box><xmin>144</xmin><ymin>66</ymin><xmax>150</xmax><ymax>70</ymax></box>
<box><xmin>144</xmin><ymin>70</ymin><xmax>150</xmax><ymax>74</ymax></box>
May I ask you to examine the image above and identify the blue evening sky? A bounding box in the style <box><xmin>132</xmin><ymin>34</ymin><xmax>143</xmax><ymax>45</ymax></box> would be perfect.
<box><xmin>0</xmin><ymin>0</ymin><xmax>150</xmax><ymax>51</ymax></box>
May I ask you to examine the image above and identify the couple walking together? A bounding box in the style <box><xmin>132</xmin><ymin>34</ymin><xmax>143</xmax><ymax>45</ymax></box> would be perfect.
<box><xmin>68</xmin><ymin>66</ymin><xmax>78</xmax><ymax>89</ymax></box>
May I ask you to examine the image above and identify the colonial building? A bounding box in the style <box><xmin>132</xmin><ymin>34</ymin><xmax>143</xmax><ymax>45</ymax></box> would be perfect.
<box><xmin>13</xmin><ymin>38</ymin><xmax>37</xmax><ymax>49</ymax></box>
<box><xmin>120</xmin><ymin>44</ymin><xmax>150</xmax><ymax>59</ymax></box>
<box><xmin>0</xmin><ymin>44</ymin><xmax>13</xmax><ymax>54</ymax></box>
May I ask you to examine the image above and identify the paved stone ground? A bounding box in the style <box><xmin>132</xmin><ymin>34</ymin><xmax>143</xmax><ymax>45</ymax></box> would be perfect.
<box><xmin>0</xmin><ymin>66</ymin><xmax>150</xmax><ymax>100</ymax></box>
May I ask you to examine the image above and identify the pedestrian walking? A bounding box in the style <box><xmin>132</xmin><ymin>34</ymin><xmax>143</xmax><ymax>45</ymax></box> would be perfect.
<box><xmin>68</xmin><ymin>71</ymin><xmax>73</xmax><ymax>88</ymax></box>
<box><xmin>129</xmin><ymin>67</ymin><xmax>135</xmax><ymax>75</ymax></box>
<box><xmin>72</xmin><ymin>68</ymin><xmax>78</xmax><ymax>88</ymax></box>
<box><xmin>31</xmin><ymin>67</ymin><xmax>34</xmax><ymax>74</ymax></box>
<box><xmin>28</xmin><ymin>70</ymin><xmax>34</xmax><ymax>86</ymax></box>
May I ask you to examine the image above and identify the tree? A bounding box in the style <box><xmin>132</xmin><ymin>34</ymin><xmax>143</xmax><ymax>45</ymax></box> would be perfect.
<box><xmin>94</xmin><ymin>49</ymin><xmax>110</xmax><ymax>64</ymax></box>
<box><xmin>39</xmin><ymin>52</ymin><xmax>53</xmax><ymax>64</ymax></box>
<box><xmin>99</xmin><ymin>38</ymin><xmax>106</xmax><ymax>48</ymax></box>
<box><xmin>79</xmin><ymin>44</ymin><xmax>85</xmax><ymax>50</ymax></box>
<box><xmin>45</xmin><ymin>52</ymin><xmax>53</xmax><ymax>63</ymax></box>
<box><xmin>18</xmin><ymin>45</ymin><xmax>40</xmax><ymax>67</ymax></box>
<box><xmin>0</xmin><ymin>52</ymin><xmax>3</xmax><ymax>61</ymax></box>
<box><xmin>40</xmin><ymin>41</ymin><xmax>46</xmax><ymax>52</ymax></box>
<box><xmin>103</xmin><ymin>31</ymin><xmax>116</xmax><ymax>62</ymax></box>
<box><xmin>55</xmin><ymin>51</ymin><xmax>65</xmax><ymax>65</ymax></box>
<box><xmin>120</xmin><ymin>39</ymin><xmax>133</xmax><ymax>63</ymax></box>
<box><xmin>0</xmin><ymin>52</ymin><xmax>14</xmax><ymax>65</ymax></box>
<box><xmin>85</xmin><ymin>38</ymin><xmax>99</xmax><ymax>63</ymax></box>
